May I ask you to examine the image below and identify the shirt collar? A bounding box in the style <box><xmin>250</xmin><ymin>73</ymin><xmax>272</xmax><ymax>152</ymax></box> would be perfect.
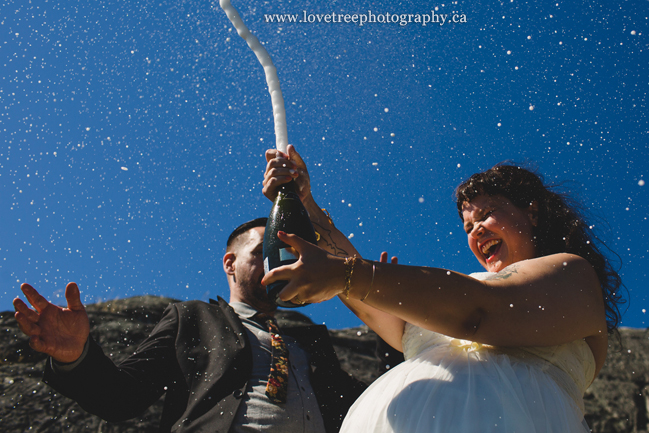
<box><xmin>230</xmin><ymin>301</ymin><xmax>260</xmax><ymax>320</ymax></box>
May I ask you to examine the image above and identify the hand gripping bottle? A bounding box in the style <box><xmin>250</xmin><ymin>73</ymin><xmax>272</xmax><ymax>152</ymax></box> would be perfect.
<box><xmin>263</xmin><ymin>180</ymin><xmax>317</xmax><ymax>308</ymax></box>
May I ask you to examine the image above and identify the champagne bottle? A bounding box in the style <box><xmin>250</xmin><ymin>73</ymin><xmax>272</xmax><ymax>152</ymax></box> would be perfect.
<box><xmin>263</xmin><ymin>180</ymin><xmax>317</xmax><ymax>308</ymax></box>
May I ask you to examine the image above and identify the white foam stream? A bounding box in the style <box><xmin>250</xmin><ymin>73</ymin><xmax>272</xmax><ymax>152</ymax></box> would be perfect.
<box><xmin>219</xmin><ymin>0</ymin><xmax>288</xmax><ymax>152</ymax></box>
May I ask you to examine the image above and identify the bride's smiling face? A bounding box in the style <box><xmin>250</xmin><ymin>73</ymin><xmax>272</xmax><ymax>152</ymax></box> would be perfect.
<box><xmin>461</xmin><ymin>195</ymin><xmax>538</xmax><ymax>273</ymax></box>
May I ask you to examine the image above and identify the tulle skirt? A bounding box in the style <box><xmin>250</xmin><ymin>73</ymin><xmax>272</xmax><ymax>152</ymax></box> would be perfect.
<box><xmin>340</xmin><ymin>342</ymin><xmax>590</xmax><ymax>433</ymax></box>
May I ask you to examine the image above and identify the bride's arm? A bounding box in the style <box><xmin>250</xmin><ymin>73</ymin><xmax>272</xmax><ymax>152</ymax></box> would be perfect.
<box><xmin>263</xmin><ymin>146</ymin><xmax>406</xmax><ymax>350</ymax></box>
<box><xmin>301</xmin><ymin>195</ymin><xmax>407</xmax><ymax>351</ymax></box>
<box><xmin>263</xmin><ymin>234</ymin><xmax>607</xmax><ymax>350</ymax></box>
<box><xmin>362</xmin><ymin>253</ymin><xmax>607</xmax><ymax>347</ymax></box>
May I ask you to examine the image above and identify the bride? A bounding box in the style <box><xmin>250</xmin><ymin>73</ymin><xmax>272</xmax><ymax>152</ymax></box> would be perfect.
<box><xmin>262</xmin><ymin>145</ymin><xmax>623</xmax><ymax>432</ymax></box>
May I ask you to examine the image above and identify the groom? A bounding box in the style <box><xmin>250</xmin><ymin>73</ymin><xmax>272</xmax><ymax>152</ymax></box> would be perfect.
<box><xmin>14</xmin><ymin>218</ymin><xmax>366</xmax><ymax>433</ymax></box>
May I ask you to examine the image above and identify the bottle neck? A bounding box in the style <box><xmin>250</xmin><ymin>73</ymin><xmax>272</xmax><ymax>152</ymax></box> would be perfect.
<box><xmin>279</xmin><ymin>180</ymin><xmax>298</xmax><ymax>195</ymax></box>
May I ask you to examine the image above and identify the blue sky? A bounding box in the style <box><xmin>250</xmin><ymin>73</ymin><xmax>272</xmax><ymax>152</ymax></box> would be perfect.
<box><xmin>2</xmin><ymin>0</ymin><xmax>647</xmax><ymax>330</ymax></box>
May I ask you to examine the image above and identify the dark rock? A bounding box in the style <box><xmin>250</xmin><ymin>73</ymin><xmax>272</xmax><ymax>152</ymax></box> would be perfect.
<box><xmin>1</xmin><ymin>296</ymin><xmax>174</xmax><ymax>433</ymax></box>
<box><xmin>1</xmin><ymin>296</ymin><xmax>647</xmax><ymax>432</ymax></box>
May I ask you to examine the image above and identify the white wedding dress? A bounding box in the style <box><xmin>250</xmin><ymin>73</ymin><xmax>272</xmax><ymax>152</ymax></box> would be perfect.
<box><xmin>340</xmin><ymin>273</ymin><xmax>596</xmax><ymax>433</ymax></box>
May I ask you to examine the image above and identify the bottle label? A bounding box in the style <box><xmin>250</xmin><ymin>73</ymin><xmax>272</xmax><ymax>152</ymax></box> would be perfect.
<box><xmin>279</xmin><ymin>247</ymin><xmax>298</xmax><ymax>262</ymax></box>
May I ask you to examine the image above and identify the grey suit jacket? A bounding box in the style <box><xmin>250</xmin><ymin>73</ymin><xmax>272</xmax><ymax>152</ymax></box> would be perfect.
<box><xmin>44</xmin><ymin>297</ymin><xmax>365</xmax><ymax>433</ymax></box>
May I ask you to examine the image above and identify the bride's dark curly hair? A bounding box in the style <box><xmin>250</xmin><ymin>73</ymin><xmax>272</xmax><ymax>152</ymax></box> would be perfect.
<box><xmin>455</xmin><ymin>163</ymin><xmax>625</xmax><ymax>333</ymax></box>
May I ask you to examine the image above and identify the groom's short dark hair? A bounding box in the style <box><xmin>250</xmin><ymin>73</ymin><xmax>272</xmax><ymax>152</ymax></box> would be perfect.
<box><xmin>226</xmin><ymin>218</ymin><xmax>268</xmax><ymax>250</ymax></box>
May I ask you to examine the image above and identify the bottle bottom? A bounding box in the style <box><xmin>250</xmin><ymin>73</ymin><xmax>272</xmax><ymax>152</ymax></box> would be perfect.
<box><xmin>267</xmin><ymin>281</ymin><xmax>309</xmax><ymax>308</ymax></box>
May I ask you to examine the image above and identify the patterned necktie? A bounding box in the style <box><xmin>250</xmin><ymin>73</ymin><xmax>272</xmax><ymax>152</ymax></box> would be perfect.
<box><xmin>257</xmin><ymin>314</ymin><xmax>289</xmax><ymax>404</ymax></box>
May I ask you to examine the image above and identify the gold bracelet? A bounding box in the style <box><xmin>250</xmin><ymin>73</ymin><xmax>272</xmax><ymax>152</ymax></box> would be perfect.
<box><xmin>360</xmin><ymin>262</ymin><xmax>376</xmax><ymax>302</ymax></box>
<box><xmin>342</xmin><ymin>255</ymin><xmax>357</xmax><ymax>299</ymax></box>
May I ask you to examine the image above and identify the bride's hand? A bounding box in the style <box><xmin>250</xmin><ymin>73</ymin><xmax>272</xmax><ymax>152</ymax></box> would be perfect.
<box><xmin>261</xmin><ymin>231</ymin><xmax>346</xmax><ymax>304</ymax></box>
